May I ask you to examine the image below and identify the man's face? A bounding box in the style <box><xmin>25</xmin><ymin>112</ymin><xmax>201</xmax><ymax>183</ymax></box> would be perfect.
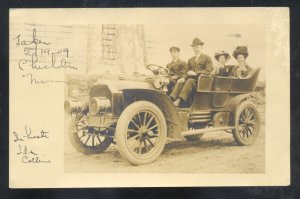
<box><xmin>192</xmin><ymin>45</ymin><xmax>203</xmax><ymax>55</ymax></box>
<box><xmin>237</xmin><ymin>54</ymin><xmax>246</xmax><ymax>63</ymax></box>
<box><xmin>170</xmin><ymin>50</ymin><xmax>179</xmax><ymax>60</ymax></box>
<box><xmin>218</xmin><ymin>55</ymin><xmax>226</xmax><ymax>65</ymax></box>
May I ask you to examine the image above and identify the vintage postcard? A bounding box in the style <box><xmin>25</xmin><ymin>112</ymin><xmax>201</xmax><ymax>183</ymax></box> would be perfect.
<box><xmin>9</xmin><ymin>8</ymin><xmax>290</xmax><ymax>187</ymax></box>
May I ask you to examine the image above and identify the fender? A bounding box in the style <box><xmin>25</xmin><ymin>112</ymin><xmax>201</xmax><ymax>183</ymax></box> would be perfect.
<box><xmin>122</xmin><ymin>89</ymin><xmax>185</xmax><ymax>138</ymax></box>
<box><xmin>226</xmin><ymin>93</ymin><xmax>254</xmax><ymax>126</ymax></box>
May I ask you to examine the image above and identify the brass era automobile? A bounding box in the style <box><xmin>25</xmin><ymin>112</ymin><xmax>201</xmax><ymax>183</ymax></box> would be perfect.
<box><xmin>65</xmin><ymin>64</ymin><xmax>261</xmax><ymax>165</ymax></box>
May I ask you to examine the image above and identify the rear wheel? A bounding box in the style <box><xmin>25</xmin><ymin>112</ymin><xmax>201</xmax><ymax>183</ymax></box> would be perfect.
<box><xmin>232</xmin><ymin>101</ymin><xmax>260</xmax><ymax>145</ymax></box>
<box><xmin>115</xmin><ymin>101</ymin><xmax>167</xmax><ymax>165</ymax></box>
<box><xmin>68</xmin><ymin>113</ymin><xmax>113</xmax><ymax>154</ymax></box>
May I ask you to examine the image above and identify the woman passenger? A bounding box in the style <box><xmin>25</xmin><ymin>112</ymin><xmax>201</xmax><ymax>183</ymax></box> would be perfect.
<box><xmin>211</xmin><ymin>50</ymin><xmax>232</xmax><ymax>77</ymax></box>
<box><xmin>230</xmin><ymin>46</ymin><xmax>253</xmax><ymax>78</ymax></box>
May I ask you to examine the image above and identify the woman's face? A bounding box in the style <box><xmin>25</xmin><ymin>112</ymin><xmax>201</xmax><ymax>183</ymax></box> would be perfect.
<box><xmin>218</xmin><ymin>55</ymin><xmax>226</xmax><ymax>64</ymax></box>
<box><xmin>237</xmin><ymin>54</ymin><xmax>246</xmax><ymax>63</ymax></box>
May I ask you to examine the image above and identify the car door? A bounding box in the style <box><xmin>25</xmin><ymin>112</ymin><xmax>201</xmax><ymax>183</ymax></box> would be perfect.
<box><xmin>213</xmin><ymin>76</ymin><xmax>231</xmax><ymax>107</ymax></box>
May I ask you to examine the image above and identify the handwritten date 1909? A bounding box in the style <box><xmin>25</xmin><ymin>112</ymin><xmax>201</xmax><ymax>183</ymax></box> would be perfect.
<box><xmin>15</xmin><ymin>28</ymin><xmax>76</xmax><ymax>84</ymax></box>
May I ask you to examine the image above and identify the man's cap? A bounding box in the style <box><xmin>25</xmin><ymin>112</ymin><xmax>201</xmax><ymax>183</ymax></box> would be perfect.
<box><xmin>169</xmin><ymin>46</ymin><xmax>180</xmax><ymax>52</ymax></box>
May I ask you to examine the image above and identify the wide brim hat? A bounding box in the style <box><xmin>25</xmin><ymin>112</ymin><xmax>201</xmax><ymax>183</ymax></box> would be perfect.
<box><xmin>214</xmin><ymin>50</ymin><xmax>231</xmax><ymax>61</ymax></box>
<box><xmin>191</xmin><ymin>38</ymin><xmax>204</xmax><ymax>46</ymax></box>
<box><xmin>169</xmin><ymin>46</ymin><xmax>180</xmax><ymax>52</ymax></box>
<box><xmin>233</xmin><ymin>46</ymin><xmax>249</xmax><ymax>59</ymax></box>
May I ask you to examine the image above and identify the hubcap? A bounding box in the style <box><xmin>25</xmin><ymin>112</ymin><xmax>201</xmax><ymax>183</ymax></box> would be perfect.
<box><xmin>126</xmin><ymin>111</ymin><xmax>160</xmax><ymax>156</ymax></box>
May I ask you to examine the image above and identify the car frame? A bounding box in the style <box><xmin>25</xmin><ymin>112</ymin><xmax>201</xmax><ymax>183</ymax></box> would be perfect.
<box><xmin>65</xmin><ymin>64</ymin><xmax>261</xmax><ymax>165</ymax></box>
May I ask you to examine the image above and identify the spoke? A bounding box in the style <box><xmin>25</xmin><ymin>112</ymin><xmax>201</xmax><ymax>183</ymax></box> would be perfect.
<box><xmin>137</xmin><ymin>113</ymin><xmax>142</xmax><ymax>125</ymax></box>
<box><xmin>127</xmin><ymin>128</ymin><xmax>140</xmax><ymax>133</ymax></box>
<box><xmin>96</xmin><ymin>135</ymin><xmax>102</xmax><ymax>144</ymax></box>
<box><xmin>248</xmin><ymin>112</ymin><xmax>254</xmax><ymax>120</ymax></box>
<box><xmin>238</xmin><ymin>124</ymin><xmax>245</xmax><ymax>131</ymax></box>
<box><xmin>241</xmin><ymin>114</ymin><xmax>246</xmax><ymax>122</ymax></box>
<box><xmin>246</xmin><ymin>128</ymin><xmax>249</xmax><ymax>138</ymax></box>
<box><xmin>248</xmin><ymin>116</ymin><xmax>256</xmax><ymax>124</ymax></box>
<box><xmin>138</xmin><ymin>140</ymin><xmax>142</xmax><ymax>154</ymax></box>
<box><xmin>130</xmin><ymin>119</ymin><xmax>140</xmax><ymax>129</ymax></box>
<box><xmin>128</xmin><ymin>134</ymin><xmax>139</xmax><ymax>140</ymax></box>
<box><xmin>145</xmin><ymin>115</ymin><xmax>155</xmax><ymax>128</ymax></box>
<box><xmin>245</xmin><ymin>108</ymin><xmax>249</xmax><ymax>117</ymax></box>
<box><xmin>92</xmin><ymin>135</ymin><xmax>95</xmax><ymax>147</ymax></box>
<box><xmin>240</xmin><ymin>127</ymin><xmax>247</xmax><ymax>137</ymax></box>
<box><xmin>147</xmin><ymin>124</ymin><xmax>158</xmax><ymax>131</ymax></box>
<box><xmin>247</xmin><ymin>127</ymin><xmax>253</xmax><ymax>135</ymax></box>
<box><xmin>79</xmin><ymin>131</ymin><xmax>87</xmax><ymax>139</ymax></box>
<box><xmin>146</xmin><ymin>138</ymin><xmax>155</xmax><ymax>147</ymax></box>
<box><xmin>143</xmin><ymin>139</ymin><xmax>148</xmax><ymax>152</ymax></box>
<box><xmin>75</xmin><ymin>114</ymin><xmax>84</xmax><ymax>122</ymax></box>
<box><xmin>143</xmin><ymin>112</ymin><xmax>148</xmax><ymax>126</ymax></box>
<box><xmin>84</xmin><ymin>135</ymin><xmax>91</xmax><ymax>145</ymax></box>
<box><xmin>248</xmin><ymin>125</ymin><xmax>255</xmax><ymax>131</ymax></box>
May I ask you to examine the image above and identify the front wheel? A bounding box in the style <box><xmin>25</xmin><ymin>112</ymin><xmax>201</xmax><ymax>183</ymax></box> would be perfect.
<box><xmin>115</xmin><ymin>101</ymin><xmax>167</xmax><ymax>165</ymax></box>
<box><xmin>232</xmin><ymin>101</ymin><xmax>260</xmax><ymax>145</ymax></box>
<box><xmin>68</xmin><ymin>113</ymin><xmax>114</xmax><ymax>154</ymax></box>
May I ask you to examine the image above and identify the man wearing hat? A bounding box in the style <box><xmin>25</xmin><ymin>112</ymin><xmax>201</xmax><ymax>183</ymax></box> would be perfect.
<box><xmin>166</xmin><ymin>46</ymin><xmax>188</xmax><ymax>101</ymax></box>
<box><xmin>211</xmin><ymin>50</ymin><xmax>233</xmax><ymax>77</ymax></box>
<box><xmin>173</xmin><ymin>38</ymin><xmax>213</xmax><ymax>106</ymax></box>
<box><xmin>230</xmin><ymin>46</ymin><xmax>253</xmax><ymax>78</ymax></box>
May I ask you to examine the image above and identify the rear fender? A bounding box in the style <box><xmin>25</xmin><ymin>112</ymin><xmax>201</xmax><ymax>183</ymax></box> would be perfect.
<box><xmin>122</xmin><ymin>89</ymin><xmax>185</xmax><ymax>138</ymax></box>
<box><xmin>226</xmin><ymin>93</ymin><xmax>254</xmax><ymax>126</ymax></box>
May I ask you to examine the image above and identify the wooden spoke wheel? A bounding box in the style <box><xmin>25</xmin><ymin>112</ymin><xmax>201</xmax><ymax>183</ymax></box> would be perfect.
<box><xmin>233</xmin><ymin>101</ymin><xmax>260</xmax><ymax>145</ymax></box>
<box><xmin>115</xmin><ymin>101</ymin><xmax>167</xmax><ymax>165</ymax></box>
<box><xmin>68</xmin><ymin>113</ymin><xmax>113</xmax><ymax>154</ymax></box>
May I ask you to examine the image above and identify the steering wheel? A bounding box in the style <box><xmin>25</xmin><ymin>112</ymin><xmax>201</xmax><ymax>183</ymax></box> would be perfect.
<box><xmin>146</xmin><ymin>64</ymin><xmax>169</xmax><ymax>75</ymax></box>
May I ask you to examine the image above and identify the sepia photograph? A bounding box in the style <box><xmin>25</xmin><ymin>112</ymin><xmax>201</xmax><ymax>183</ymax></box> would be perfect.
<box><xmin>9</xmin><ymin>8</ymin><xmax>289</xmax><ymax>187</ymax></box>
<box><xmin>63</xmin><ymin>23</ymin><xmax>266</xmax><ymax>173</ymax></box>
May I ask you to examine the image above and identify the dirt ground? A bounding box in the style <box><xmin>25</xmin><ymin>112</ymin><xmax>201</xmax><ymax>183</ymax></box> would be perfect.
<box><xmin>64</xmin><ymin>122</ymin><xmax>265</xmax><ymax>174</ymax></box>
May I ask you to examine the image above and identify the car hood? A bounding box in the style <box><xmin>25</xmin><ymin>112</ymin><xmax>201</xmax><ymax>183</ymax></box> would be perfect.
<box><xmin>94</xmin><ymin>79</ymin><xmax>155</xmax><ymax>92</ymax></box>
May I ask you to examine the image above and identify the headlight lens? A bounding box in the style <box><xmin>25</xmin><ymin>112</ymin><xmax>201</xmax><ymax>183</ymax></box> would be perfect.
<box><xmin>90</xmin><ymin>97</ymin><xmax>111</xmax><ymax>115</ymax></box>
<box><xmin>153</xmin><ymin>76</ymin><xmax>170</xmax><ymax>89</ymax></box>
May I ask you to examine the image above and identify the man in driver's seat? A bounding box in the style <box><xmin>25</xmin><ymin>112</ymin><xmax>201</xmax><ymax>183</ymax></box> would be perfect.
<box><xmin>166</xmin><ymin>46</ymin><xmax>188</xmax><ymax>102</ymax></box>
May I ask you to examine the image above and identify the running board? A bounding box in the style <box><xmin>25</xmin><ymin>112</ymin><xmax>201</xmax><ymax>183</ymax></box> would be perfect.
<box><xmin>181</xmin><ymin>126</ymin><xmax>235</xmax><ymax>137</ymax></box>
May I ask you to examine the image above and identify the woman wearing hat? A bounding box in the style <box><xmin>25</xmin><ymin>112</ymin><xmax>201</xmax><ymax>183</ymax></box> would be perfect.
<box><xmin>230</xmin><ymin>46</ymin><xmax>253</xmax><ymax>78</ymax></box>
<box><xmin>211</xmin><ymin>50</ymin><xmax>232</xmax><ymax>77</ymax></box>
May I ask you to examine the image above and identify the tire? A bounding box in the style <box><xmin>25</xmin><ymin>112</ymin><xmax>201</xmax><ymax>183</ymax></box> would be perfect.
<box><xmin>232</xmin><ymin>101</ymin><xmax>260</xmax><ymax>146</ymax></box>
<box><xmin>68</xmin><ymin>113</ymin><xmax>113</xmax><ymax>154</ymax></box>
<box><xmin>115</xmin><ymin>101</ymin><xmax>167</xmax><ymax>165</ymax></box>
<box><xmin>185</xmin><ymin>134</ymin><xmax>204</xmax><ymax>141</ymax></box>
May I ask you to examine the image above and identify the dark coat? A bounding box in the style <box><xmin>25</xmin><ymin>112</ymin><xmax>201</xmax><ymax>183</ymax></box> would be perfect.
<box><xmin>230</xmin><ymin>64</ymin><xmax>253</xmax><ymax>78</ymax></box>
<box><xmin>166</xmin><ymin>59</ymin><xmax>188</xmax><ymax>79</ymax></box>
<box><xmin>215</xmin><ymin>65</ymin><xmax>234</xmax><ymax>77</ymax></box>
<box><xmin>187</xmin><ymin>54</ymin><xmax>213</xmax><ymax>76</ymax></box>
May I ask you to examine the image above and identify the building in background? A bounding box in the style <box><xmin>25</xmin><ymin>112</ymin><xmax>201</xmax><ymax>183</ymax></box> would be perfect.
<box><xmin>86</xmin><ymin>24</ymin><xmax>147</xmax><ymax>76</ymax></box>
